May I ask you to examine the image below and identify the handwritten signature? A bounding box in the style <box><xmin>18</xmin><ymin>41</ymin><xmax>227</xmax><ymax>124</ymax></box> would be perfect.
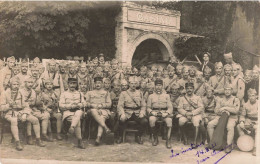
<box><xmin>170</xmin><ymin>141</ymin><xmax>206</xmax><ymax>158</ymax></box>
<box><xmin>196</xmin><ymin>143</ymin><xmax>237</xmax><ymax>164</ymax></box>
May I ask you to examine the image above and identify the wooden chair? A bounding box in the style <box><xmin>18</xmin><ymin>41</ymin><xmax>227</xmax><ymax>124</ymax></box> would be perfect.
<box><xmin>123</xmin><ymin>120</ymin><xmax>138</xmax><ymax>143</ymax></box>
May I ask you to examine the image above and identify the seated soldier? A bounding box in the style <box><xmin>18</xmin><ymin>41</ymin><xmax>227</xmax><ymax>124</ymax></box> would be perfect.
<box><xmin>41</xmin><ymin>78</ymin><xmax>62</xmax><ymax>140</ymax></box>
<box><xmin>85</xmin><ymin>77</ymin><xmax>112</xmax><ymax>146</ymax></box>
<box><xmin>59</xmin><ymin>78</ymin><xmax>86</xmax><ymax>149</ymax></box>
<box><xmin>237</xmin><ymin>88</ymin><xmax>258</xmax><ymax>156</ymax></box>
<box><xmin>177</xmin><ymin>82</ymin><xmax>204</xmax><ymax>145</ymax></box>
<box><xmin>19</xmin><ymin>76</ymin><xmax>46</xmax><ymax>146</ymax></box>
<box><xmin>207</xmin><ymin>84</ymin><xmax>240</xmax><ymax>153</ymax></box>
<box><xmin>147</xmin><ymin>79</ymin><xmax>173</xmax><ymax>148</ymax></box>
<box><xmin>117</xmin><ymin>76</ymin><xmax>147</xmax><ymax>144</ymax></box>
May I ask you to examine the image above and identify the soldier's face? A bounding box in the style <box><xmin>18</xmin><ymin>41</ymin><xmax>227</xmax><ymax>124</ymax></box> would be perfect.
<box><xmin>69</xmin><ymin>67</ymin><xmax>76</xmax><ymax>74</ymax></box>
<box><xmin>148</xmin><ymin>86</ymin><xmax>154</xmax><ymax>93</ymax></box>
<box><xmin>25</xmin><ymin>81</ymin><xmax>33</xmax><ymax>89</ymax></box>
<box><xmin>224</xmin><ymin>88</ymin><xmax>232</xmax><ymax>96</ymax></box>
<box><xmin>169</xmin><ymin>70</ymin><xmax>175</xmax><ymax>77</ymax></box>
<box><xmin>89</xmin><ymin>66</ymin><xmax>94</xmax><ymax>71</ymax></box>
<box><xmin>129</xmin><ymin>82</ymin><xmax>136</xmax><ymax>90</ymax></box>
<box><xmin>203</xmin><ymin>54</ymin><xmax>209</xmax><ymax>62</ymax></box>
<box><xmin>244</xmin><ymin>73</ymin><xmax>252</xmax><ymax>82</ymax></box>
<box><xmin>189</xmin><ymin>70</ymin><xmax>196</xmax><ymax>77</ymax></box>
<box><xmin>104</xmin><ymin>81</ymin><xmax>111</xmax><ymax>89</ymax></box>
<box><xmin>80</xmin><ymin>83</ymin><xmax>87</xmax><ymax>91</ymax></box>
<box><xmin>140</xmin><ymin>70</ymin><xmax>146</xmax><ymax>76</ymax></box>
<box><xmin>113</xmin><ymin>83</ymin><xmax>121</xmax><ymax>92</ymax></box>
<box><xmin>232</xmin><ymin>68</ymin><xmax>239</xmax><ymax>77</ymax></box>
<box><xmin>163</xmin><ymin>71</ymin><xmax>169</xmax><ymax>77</ymax></box>
<box><xmin>31</xmin><ymin>70</ymin><xmax>39</xmax><ymax>77</ymax></box>
<box><xmin>252</xmin><ymin>71</ymin><xmax>259</xmax><ymax>80</ymax></box>
<box><xmin>224</xmin><ymin>68</ymin><xmax>232</xmax><ymax>76</ymax></box>
<box><xmin>183</xmin><ymin>70</ymin><xmax>189</xmax><ymax>78</ymax></box>
<box><xmin>176</xmin><ymin>67</ymin><xmax>182</xmax><ymax>75</ymax></box>
<box><xmin>155</xmin><ymin>84</ymin><xmax>163</xmax><ymax>93</ymax></box>
<box><xmin>80</xmin><ymin>66</ymin><xmax>87</xmax><ymax>73</ymax></box>
<box><xmin>121</xmin><ymin>84</ymin><xmax>128</xmax><ymax>91</ymax></box>
<box><xmin>49</xmin><ymin>64</ymin><xmax>56</xmax><ymax>72</ymax></box>
<box><xmin>171</xmin><ymin>88</ymin><xmax>178</xmax><ymax>95</ymax></box>
<box><xmin>21</xmin><ymin>65</ymin><xmax>28</xmax><ymax>73</ymax></box>
<box><xmin>93</xmin><ymin>61</ymin><xmax>98</xmax><ymax>66</ymax></box>
<box><xmin>99</xmin><ymin>57</ymin><xmax>104</xmax><ymax>62</ymax></box>
<box><xmin>68</xmin><ymin>82</ymin><xmax>77</xmax><ymax>91</ymax></box>
<box><xmin>112</xmin><ymin>63</ymin><xmax>118</xmax><ymax>70</ymax></box>
<box><xmin>45</xmin><ymin>83</ymin><xmax>53</xmax><ymax>90</ymax></box>
<box><xmin>215</xmin><ymin>67</ymin><xmax>222</xmax><ymax>75</ymax></box>
<box><xmin>11</xmin><ymin>81</ymin><xmax>20</xmax><ymax>91</ymax></box>
<box><xmin>156</xmin><ymin>71</ymin><xmax>162</xmax><ymax>77</ymax></box>
<box><xmin>186</xmin><ymin>86</ymin><xmax>194</xmax><ymax>95</ymax></box>
<box><xmin>95</xmin><ymin>81</ymin><xmax>103</xmax><ymax>90</ymax></box>
<box><xmin>59</xmin><ymin>66</ymin><xmax>66</xmax><ymax>73</ymax></box>
<box><xmin>13</xmin><ymin>68</ymin><xmax>20</xmax><ymax>75</ymax></box>
<box><xmin>140</xmin><ymin>82</ymin><xmax>147</xmax><ymax>89</ymax></box>
<box><xmin>248</xmin><ymin>94</ymin><xmax>257</xmax><ymax>103</ymax></box>
<box><xmin>8</xmin><ymin>60</ymin><xmax>15</xmax><ymax>68</ymax></box>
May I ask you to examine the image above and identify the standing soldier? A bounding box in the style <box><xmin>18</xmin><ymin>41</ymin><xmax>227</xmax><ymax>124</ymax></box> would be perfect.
<box><xmin>85</xmin><ymin>77</ymin><xmax>112</xmax><ymax>146</ymax></box>
<box><xmin>244</xmin><ymin>70</ymin><xmax>254</xmax><ymax>102</ymax></box>
<box><xmin>194</xmin><ymin>74</ymin><xmax>208</xmax><ymax>97</ymax></box>
<box><xmin>59</xmin><ymin>77</ymin><xmax>86</xmax><ymax>149</ymax></box>
<box><xmin>175</xmin><ymin>64</ymin><xmax>183</xmax><ymax>80</ymax></box>
<box><xmin>203</xmin><ymin>66</ymin><xmax>212</xmax><ymax>82</ymax></box>
<box><xmin>109</xmin><ymin>59</ymin><xmax>122</xmax><ymax>82</ymax></box>
<box><xmin>144</xmin><ymin>82</ymin><xmax>155</xmax><ymax>103</ymax></box>
<box><xmin>0</xmin><ymin>56</ymin><xmax>15</xmax><ymax>94</ymax></box>
<box><xmin>147</xmin><ymin>79</ymin><xmax>173</xmax><ymax>148</ymax></box>
<box><xmin>41</xmin><ymin>78</ymin><xmax>63</xmax><ymax>140</ymax></box>
<box><xmin>68</xmin><ymin>63</ymin><xmax>79</xmax><ymax>79</ymax></box>
<box><xmin>207</xmin><ymin>84</ymin><xmax>240</xmax><ymax>153</ymax></box>
<box><xmin>177</xmin><ymin>66</ymin><xmax>190</xmax><ymax>95</ymax></box>
<box><xmin>117</xmin><ymin>76</ymin><xmax>147</xmax><ymax>144</ymax></box>
<box><xmin>177</xmin><ymin>82</ymin><xmax>204</xmax><ymax>145</ymax></box>
<box><xmin>19</xmin><ymin>76</ymin><xmax>46</xmax><ymax>146</ymax></box>
<box><xmin>54</xmin><ymin>61</ymin><xmax>69</xmax><ymax>93</ymax></box>
<box><xmin>232</xmin><ymin>64</ymin><xmax>245</xmax><ymax>101</ymax></box>
<box><xmin>188</xmin><ymin>66</ymin><xmax>197</xmax><ymax>83</ymax></box>
<box><xmin>77</xmin><ymin>62</ymin><xmax>92</xmax><ymax>91</ymax></box>
<box><xmin>237</xmin><ymin>88</ymin><xmax>258</xmax><ymax>156</ymax></box>
<box><xmin>103</xmin><ymin>61</ymin><xmax>111</xmax><ymax>78</ymax></box>
<box><xmin>121</xmin><ymin>79</ymin><xmax>128</xmax><ymax>91</ymax></box>
<box><xmin>208</xmin><ymin>62</ymin><xmax>225</xmax><ymax>97</ymax></box>
<box><xmin>30</xmin><ymin>65</ymin><xmax>43</xmax><ymax>95</ymax></box>
<box><xmin>42</xmin><ymin>59</ymin><xmax>59</xmax><ymax>82</ymax></box>
<box><xmin>139</xmin><ymin>66</ymin><xmax>148</xmax><ymax>83</ymax></box>
<box><xmin>16</xmin><ymin>61</ymin><xmax>30</xmax><ymax>89</ymax></box>
<box><xmin>103</xmin><ymin>78</ymin><xmax>112</xmax><ymax>92</ymax></box>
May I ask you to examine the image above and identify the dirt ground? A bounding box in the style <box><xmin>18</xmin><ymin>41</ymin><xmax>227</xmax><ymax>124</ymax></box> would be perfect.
<box><xmin>0</xmin><ymin>132</ymin><xmax>257</xmax><ymax>164</ymax></box>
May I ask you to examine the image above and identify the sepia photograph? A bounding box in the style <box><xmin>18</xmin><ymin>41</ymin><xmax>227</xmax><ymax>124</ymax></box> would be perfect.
<box><xmin>0</xmin><ymin>0</ymin><xmax>259</xmax><ymax>164</ymax></box>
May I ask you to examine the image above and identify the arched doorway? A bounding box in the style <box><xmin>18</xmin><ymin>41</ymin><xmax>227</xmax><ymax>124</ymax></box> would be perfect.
<box><xmin>132</xmin><ymin>39</ymin><xmax>170</xmax><ymax>68</ymax></box>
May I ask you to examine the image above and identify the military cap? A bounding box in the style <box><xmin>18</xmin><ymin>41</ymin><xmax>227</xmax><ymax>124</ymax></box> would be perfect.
<box><xmin>247</xmin><ymin>88</ymin><xmax>257</xmax><ymax>95</ymax></box>
<box><xmin>154</xmin><ymin>78</ymin><xmax>163</xmax><ymax>85</ymax></box>
<box><xmin>69</xmin><ymin>62</ymin><xmax>78</xmax><ymax>68</ymax></box>
<box><xmin>104</xmin><ymin>61</ymin><xmax>110</xmax><ymax>67</ymax></box>
<box><xmin>204</xmin><ymin>66</ymin><xmax>212</xmax><ymax>73</ymax></box>
<box><xmin>79</xmin><ymin>62</ymin><xmax>87</xmax><ymax>68</ymax></box>
<box><xmin>94</xmin><ymin>76</ymin><xmax>103</xmax><ymax>83</ymax></box>
<box><xmin>253</xmin><ymin>65</ymin><xmax>259</xmax><ymax>72</ymax></box>
<box><xmin>59</xmin><ymin>61</ymin><xmax>68</xmax><ymax>67</ymax></box>
<box><xmin>33</xmin><ymin>57</ymin><xmax>41</xmax><ymax>63</ymax></box>
<box><xmin>185</xmin><ymin>82</ymin><xmax>194</xmax><ymax>88</ymax></box>
<box><xmin>128</xmin><ymin>76</ymin><xmax>138</xmax><ymax>83</ymax></box>
<box><xmin>182</xmin><ymin>66</ymin><xmax>189</xmax><ymax>73</ymax></box>
<box><xmin>103</xmin><ymin>78</ymin><xmax>111</xmax><ymax>83</ymax></box>
<box><xmin>121</xmin><ymin>79</ymin><xmax>128</xmax><ymax>85</ymax></box>
<box><xmin>7</xmin><ymin>56</ymin><xmax>15</xmax><ymax>62</ymax></box>
<box><xmin>99</xmin><ymin>53</ymin><xmax>104</xmax><ymax>57</ymax></box>
<box><xmin>170</xmin><ymin>83</ymin><xmax>180</xmax><ymax>89</ymax></box>
<box><xmin>224</xmin><ymin>83</ymin><xmax>232</xmax><ymax>89</ymax></box>
<box><xmin>244</xmin><ymin>69</ymin><xmax>252</xmax><ymax>75</ymax></box>
<box><xmin>74</xmin><ymin>56</ymin><xmax>80</xmax><ymax>61</ymax></box>
<box><xmin>167</xmin><ymin>64</ymin><xmax>175</xmax><ymax>71</ymax></box>
<box><xmin>215</xmin><ymin>62</ymin><xmax>223</xmax><ymax>68</ymax></box>
<box><xmin>151</xmin><ymin>65</ymin><xmax>157</xmax><ymax>71</ymax></box>
<box><xmin>111</xmin><ymin>59</ymin><xmax>119</xmax><ymax>65</ymax></box>
<box><xmin>113</xmin><ymin>79</ymin><xmax>121</xmax><ymax>86</ymax></box>
<box><xmin>68</xmin><ymin>78</ymin><xmax>78</xmax><ymax>83</ymax></box>
<box><xmin>176</xmin><ymin>63</ymin><xmax>183</xmax><ymax>69</ymax></box>
<box><xmin>43</xmin><ymin>78</ymin><xmax>53</xmax><ymax>85</ymax></box>
<box><xmin>224</xmin><ymin>64</ymin><xmax>232</xmax><ymax>70</ymax></box>
<box><xmin>133</xmin><ymin>67</ymin><xmax>138</xmax><ymax>73</ymax></box>
<box><xmin>96</xmin><ymin>66</ymin><xmax>103</xmax><ymax>72</ymax></box>
<box><xmin>48</xmin><ymin>58</ymin><xmax>56</xmax><ymax>65</ymax></box>
<box><xmin>157</xmin><ymin>66</ymin><xmax>163</xmax><ymax>72</ymax></box>
<box><xmin>189</xmin><ymin>65</ymin><xmax>197</xmax><ymax>71</ymax></box>
<box><xmin>204</xmin><ymin>52</ymin><xmax>211</xmax><ymax>58</ymax></box>
<box><xmin>224</xmin><ymin>52</ymin><xmax>232</xmax><ymax>58</ymax></box>
<box><xmin>10</xmin><ymin>76</ymin><xmax>20</xmax><ymax>85</ymax></box>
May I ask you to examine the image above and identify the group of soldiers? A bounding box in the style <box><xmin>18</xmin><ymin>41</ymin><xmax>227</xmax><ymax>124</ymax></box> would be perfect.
<box><xmin>0</xmin><ymin>52</ymin><xmax>259</xmax><ymax>156</ymax></box>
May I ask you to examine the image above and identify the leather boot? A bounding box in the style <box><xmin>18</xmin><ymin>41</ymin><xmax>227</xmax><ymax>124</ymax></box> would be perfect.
<box><xmin>48</xmin><ymin>133</ymin><xmax>54</xmax><ymax>142</ymax></box>
<box><xmin>27</xmin><ymin>136</ymin><xmax>33</xmax><ymax>145</ymax></box>
<box><xmin>152</xmin><ymin>127</ymin><xmax>158</xmax><ymax>146</ymax></box>
<box><xmin>116</xmin><ymin>136</ymin><xmax>123</xmax><ymax>144</ymax></box>
<box><xmin>36</xmin><ymin>138</ymin><xmax>46</xmax><ymax>147</ymax></box>
<box><xmin>56</xmin><ymin>133</ymin><xmax>63</xmax><ymax>140</ymax></box>
<box><xmin>180</xmin><ymin>126</ymin><xmax>188</xmax><ymax>145</ymax></box>
<box><xmin>252</xmin><ymin>147</ymin><xmax>256</xmax><ymax>156</ymax></box>
<box><xmin>95</xmin><ymin>136</ymin><xmax>101</xmax><ymax>146</ymax></box>
<box><xmin>15</xmin><ymin>141</ymin><xmax>23</xmax><ymax>151</ymax></box>
<box><xmin>78</xmin><ymin>139</ymin><xmax>86</xmax><ymax>149</ymax></box>
<box><xmin>135</xmin><ymin>135</ymin><xmax>143</xmax><ymax>144</ymax></box>
<box><xmin>162</xmin><ymin>127</ymin><xmax>167</xmax><ymax>140</ymax></box>
<box><xmin>193</xmin><ymin>126</ymin><xmax>199</xmax><ymax>148</ymax></box>
<box><xmin>42</xmin><ymin>134</ymin><xmax>52</xmax><ymax>142</ymax></box>
<box><xmin>166</xmin><ymin>127</ymin><xmax>172</xmax><ymax>149</ymax></box>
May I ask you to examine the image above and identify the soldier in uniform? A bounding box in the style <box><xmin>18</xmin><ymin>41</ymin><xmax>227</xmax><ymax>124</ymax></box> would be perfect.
<box><xmin>251</xmin><ymin>65</ymin><xmax>259</xmax><ymax>94</ymax></box>
<box><xmin>54</xmin><ymin>61</ymin><xmax>69</xmax><ymax>93</ymax></box>
<box><xmin>103</xmin><ymin>61</ymin><xmax>111</xmax><ymax>78</ymax></box>
<box><xmin>147</xmin><ymin>79</ymin><xmax>173</xmax><ymax>148</ymax></box>
<box><xmin>208</xmin><ymin>62</ymin><xmax>225</xmax><ymax>97</ymax></box>
<box><xmin>177</xmin><ymin>82</ymin><xmax>204</xmax><ymax>145</ymax></box>
<box><xmin>144</xmin><ymin>82</ymin><xmax>154</xmax><ymax>103</ymax></box>
<box><xmin>68</xmin><ymin>62</ymin><xmax>79</xmax><ymax>79</ymax></box>
<box><xmin>42</xmin><ymin>59</ymin><xmax>59</xmax><ymax>82</ymax></box>
<box><xmin>188</xmin><ymin>65</ymin><xmax>197</xmax><ymax>82</ymax></box>
<box><xmin>77</xmin><ymin>62</ymin><xmax>91</xmax><ymax>91</ymax></box>
<box><xmin>175</xmin><ymin>63</ymin><xmax>183</xmax><ymax>80</ymax></box>
<box><xmin>244</xmin><ymin>70</ymin><xmax>254</xmax><ymax>102</ymax></box>
<box><xmin>139</xmin><ymin>66</ymin><xmax>149</xmax><ymax>83</ymax></box>
<box><xmin>0</xmin><ymin>77</ymin><xmax>26</xmax><ymax>150</ymax></box>
<box><xmin>203</xmin><ymin>66</ymin><xmax>212</xmax><ymax>82</ymax></box>
<box><xmin>103</xmin><ymin>78</ymin><xmax>112</xmax><ymax>92</ymax></box>
<box><xmin>12</xmin><ymin>65</ymin><xmax>20</xmax><ymax>76</ymax></box>
<box><xmin>194</xmin><ymin>74</ymin><xmax>208</xmax><ymax>97</ymax></box>
<box><xmin>85</xmin><ymin>77</ymin><xmax>112</xmax><ymax>145</ymax></box>
<box><xmin>121</xmin><ymin>79</ymin><xmax>128</xmax><ymax>91</ymax></box>
<box><xmin>30</xmin><ymin>65</ymin><xmax>43</xmax><ymax>95</ymax></box>
<box><xmin>237</xmin><ymin>88</ymin><xmax>258</xmax><ymax>156</ymax></box>
<box><xmin>16</xmin><ymin>61</ymin><xmax>30</xmax><ymax>89</ymax></box>
<box><xmin>117</xmin><ymin>76</ymin><xmax>147</xmax><ymax>144</ymax></box>
<box><xmin>41</xmin><ymin>78</ymin><xmax>63</xmax><ymax>140</ymax></box>
<box><xmin>177</xmin><ymin>66</ymin><xmax>190</xmax><ymax>95</ymax></box>
<box><xmin>110</xmin><ymin>59</ymin><xmax>122</xmax><ymax>82</ymax></box>
<box><xmin>232</xmin><ymin>64</ymin><xmax>245</xmax><ymax>101</ymax></box>
<box><xmin>59</xmin><ymin>77</ymin><xmax>86</xmax><ymax>149</ymax></box>
<box><xmin>139</xmin><ymin>80</ymin><xmax>147</xmax><ymax>95</ymax></box>
<box><xmin>19</xmin><ymin>76</ymin><xmax>46</xmax><ymax>146</ymax></box>
<box><xmin>207</xmin><ymin>84</ymin><xmax>240</xmax><ymax>153</ymax></box>
<box><xmin>0</xmin><ymin>56</ymin><xmax>15</xmax><ymax>94</ymax></box>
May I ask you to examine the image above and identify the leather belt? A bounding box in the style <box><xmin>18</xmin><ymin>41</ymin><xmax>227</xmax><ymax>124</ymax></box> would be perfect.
<box><xmin>124</xmin><ymin>106</ymin><xmax>141</xmax><ymax>110</ymax></box>
<box><xmin>153</xmin><ymin>108</ymin><xmax>167</xmax><ymax>110</ymax></box>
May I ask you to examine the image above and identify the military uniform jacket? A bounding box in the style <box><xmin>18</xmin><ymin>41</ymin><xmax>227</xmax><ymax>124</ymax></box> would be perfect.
<box><xmin>178</xmin><ymin>94</ymin><xmax>204</xmax><ymax>116</ymax></box>
<box><xmin>20</xmin><ymin>88</ymin><xmax>39</xmax><ymax>113</ymax></box>
<box><xmin>147</xmin><ymin>92</ymin><xmax>173</xmax><ymax>115</ymax></box>
<box><xmin>231</xmin><ymin>75</ymin><xmax>245</xmax><ymax>101</ymax></box>
<box><xmin>0</xmin><ymin>66</ymin><xmax>12</xmax><ymax>93</ymax></box>
<box><xmin>194</xmin><ymin>81</ymin><xmax>208</xmax><ymax>97</ymax></box>
<box><xmin>170</xmin><ymin>94</ymin><xmax>180</xmax><ymax>113</ymax></box>
<box><xmin>215</xmin><ymin>95</ymin><xmax>240</xmax><ymax>119</ymax></box>
<box><xmin>53</xmin><ymin>72</ymin><xmax>68</xmax><ymax>93</ymax></box>
<box><xmin>110</xmin><ymin>90</ymin><xmax>121</xmax><ymax>112</ymax></box>
<box><xmin>59</xmin><ymin>90</ymin><xmax>86</xmax><ymax>111</ymax></box>
<box><xmin>85</xmin><ymin>89</ymin><xmax>112</xmax><ymax>109</ymax></box>
<box><xmin>208</xmin><ymin>74</ymin><xmax>225</xmax><ymax>94</ymax></box>
<box><xmin>117</xmin><ymin>89</ymin><xmax>146</xmax><ymax>118</ymax></box>
<box><xmin>41</xmin><ymin>89</ymin><xmax>60</xmax><ymax>113</ymax></box>
<box><xmin>240</xmin><ymin>100</ymin><xmax>258</xmax><ymax>123</ymax></box>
